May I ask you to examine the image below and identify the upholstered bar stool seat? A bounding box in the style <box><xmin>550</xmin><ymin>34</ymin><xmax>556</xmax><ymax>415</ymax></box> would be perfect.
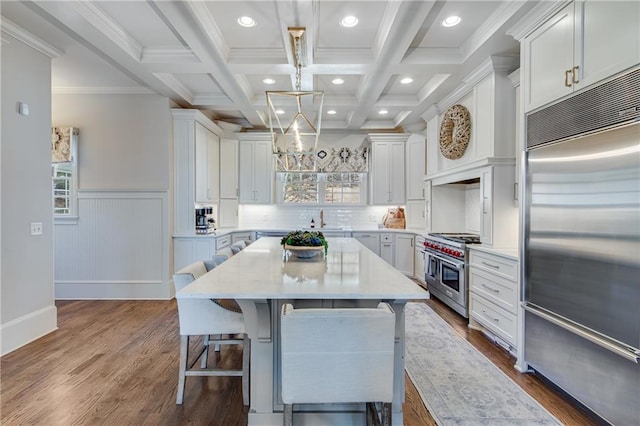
<box><xmin>173</xmin><ymin>261</ymin><xmax>250</xmax><ymax>405</ymax></box>
<box><xmin>280</xmin><ymin>302</ymin><xmax>396</xmax><ymax>426</ymax></box>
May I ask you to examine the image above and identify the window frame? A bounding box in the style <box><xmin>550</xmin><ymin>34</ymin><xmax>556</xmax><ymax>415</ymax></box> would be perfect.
<box><xmin>52</xmin><ymin>128</ymin><xmax>79</xmax><ymax>223</ymax></box>
<box><xmin>276</xmin><ymin>171</ymin><xmax>368</xmax><ymax>206</ymax></box>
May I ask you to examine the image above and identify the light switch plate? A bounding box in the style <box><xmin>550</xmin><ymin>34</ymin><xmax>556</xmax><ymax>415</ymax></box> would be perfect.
<box><xmin>30</xmin><ymin>222</ymin><xmax>43</xmax><ymax>236</ymax></box>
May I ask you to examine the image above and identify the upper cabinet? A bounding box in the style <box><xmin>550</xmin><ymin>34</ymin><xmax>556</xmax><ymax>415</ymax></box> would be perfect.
<box><xmin>369</xmin><ymin>134</ymin><xmax>408</xmax><ymax>205</ymax></box>
<box><xmin>522</xmin><ymin>0</ymin><xmax>640</xmax><ymax>112</ymax></box>
<box><xmin>195</xmin><ymin>122</ymin><xmax>220</xmax><ymax>203</ymax></box>
<box><xmin>406</xmin><ymin>134</ymin><xmax>426</xmax><ymax>200</ymax></box>
<box><xmin>172</xmin><ymin>109</ymin><xmax>223</xmax><ymax>236</ymax></box>
<box><xmin>218</xmin><ymin>137</ymin><xmax>239</xmax><ymax>228</ymax></box>
<box><xmin>238</xmin><ymin>133</ymin><xmax>273</xmax><ymax>204</ymax></box>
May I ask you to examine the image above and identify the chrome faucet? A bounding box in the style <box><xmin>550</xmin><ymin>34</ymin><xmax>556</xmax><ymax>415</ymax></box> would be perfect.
<box><xmin>320</xmin><ymin>209</ymin><xmax>327</xmax><ymax>228</ymax></box>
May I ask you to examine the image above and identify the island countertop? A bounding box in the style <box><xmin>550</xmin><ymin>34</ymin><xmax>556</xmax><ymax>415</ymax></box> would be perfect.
<box><xmin>177</xmin><ymin>237</ymin><xmax>429</xmax><ymax>300</ymax></box>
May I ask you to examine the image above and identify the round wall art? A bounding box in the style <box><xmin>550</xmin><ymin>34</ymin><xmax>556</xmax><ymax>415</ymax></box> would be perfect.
<box><xmin>439</xmin><ymin>104</ymin><xmax>471</xmax><ymax>160</ymax></box>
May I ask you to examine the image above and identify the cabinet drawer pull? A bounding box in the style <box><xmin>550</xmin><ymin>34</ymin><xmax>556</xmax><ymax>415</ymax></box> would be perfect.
<box><xmin>481</xmin><ymin>283</ymin><xmax>500</xmax><ymax>293</ymax></box>
<box><xmin>564</xmin><ymin>69</ymin><xmax>572</xmax><ymax>87</ymax></box>
<box><xmin>572</xmin><ymin>65</ymin><xmax>580</xmax><ymax>84</ymax></box>
<box><xmin>481</xmin><ymin>261</ymin><xmax>500</xmax><ymax>269</ymax></box>
<box><xmin>482</xmin><ymin>310</ymin><xmax>500</xmax><ymax>322</ymax></box>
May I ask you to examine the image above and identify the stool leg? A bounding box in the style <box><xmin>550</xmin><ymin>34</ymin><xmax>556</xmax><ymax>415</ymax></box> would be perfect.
<box><xmin>382</xmin><ymin>403</ymin><xmax>392</xmax><ymax>426</ymax></box>
<box><xmin>201</xmin><ymin>335</ymin><xmax>209</xmax><ymax>368</ymax></box>
<box><xmin>283</xmin><ymin>404</ymin><xmax>293</xmax><ymax>426</ymax></box>
<box><xmin>176</xmin><ymin>335</ymin><xmax>189</xmax><ymax>404</ymax></box>
<box><xmin>242</xmin><ymin>335</ymin><xmax>250</xmax><ymax>406</ymax></box>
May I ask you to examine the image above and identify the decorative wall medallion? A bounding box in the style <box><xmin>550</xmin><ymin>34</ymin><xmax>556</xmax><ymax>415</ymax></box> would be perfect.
<box><xmin>439</xmin><ymin>104</ymin><xmax>471</xmax><ymax>160</ymax></box>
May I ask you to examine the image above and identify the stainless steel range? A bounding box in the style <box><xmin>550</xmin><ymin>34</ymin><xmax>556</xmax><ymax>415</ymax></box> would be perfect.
<box><xmin>422</xmin><ymin>233</ymin><xmax>481</xmax><ymax>318</ymax></box>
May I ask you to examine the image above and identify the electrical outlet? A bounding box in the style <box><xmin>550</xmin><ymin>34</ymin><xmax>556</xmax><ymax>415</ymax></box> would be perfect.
<box><xmin>30</xmin><ymin>222</ymin><xmax>43</xmax><ymax>236</ymax></box>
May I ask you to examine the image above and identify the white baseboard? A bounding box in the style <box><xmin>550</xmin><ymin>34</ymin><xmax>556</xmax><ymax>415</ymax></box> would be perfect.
<box><xmin>1</xmin><ymin>305</ymin><xmax>58</xmax><ymax>356</ymax></box>
<box><xmin>55</xmin><ymin>281</ymin><xmax>174</xmax><ymax>300</ymax></box>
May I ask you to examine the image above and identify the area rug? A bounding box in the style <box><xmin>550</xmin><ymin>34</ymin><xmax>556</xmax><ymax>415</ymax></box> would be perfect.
<box><xmin>404</xmin><ymin>302</ymin><xmax>561</xmax><ymax>425</ymax></box>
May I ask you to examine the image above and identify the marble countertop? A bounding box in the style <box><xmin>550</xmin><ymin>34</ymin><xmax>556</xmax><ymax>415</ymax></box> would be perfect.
<box><xmin>177</xmin><ymin>237</ymin><xmax>430</xmax><ymax>300</ymax></box>
<box><xmin>174</xmin><ymin>227</ymin><xmax>428</xmax><ymax>238</ymax></box>
<box><xmin>469</xmin><ymin>244</ymin><xmax>519</xmax><ymax>261</ymax></box>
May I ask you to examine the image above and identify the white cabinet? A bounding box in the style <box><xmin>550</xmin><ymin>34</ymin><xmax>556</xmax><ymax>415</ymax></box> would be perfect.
<box><xmin>232</xmin><ymin>231</ymin><xmax>254</xmax><ymax>243</ymax></box>
<box><xmin>394</xmin><ymin>233</ymin><xmax>414</xmax><ymax>276</ymax></box>
<box><xmin>195</xmin><ymin>122</ymin><xmax>220</xmax><ymax>203</ymax></box>
<box><xmin>413</xmin><ymin>235</ymin><xmax>426</xmax><ymax>285</ymax></box>
<box><xmin>369</xmin><ymin>134</ymin><xmax>408</xmax><ymax>205</ymax></box>
<box><xmin>174</xmin><ymin>237</ymin><xmax>217</xmax><ymax>272</ymax></box>
<box><xmin>352</xmin><ymin>232</ymin><xmax>380</xmax><ymax>256</ymax></box>
<box><xmin>479</xmin><ymin>167</ymin><xmax>493</xmax><ymax>245</ymax></box>
<box><xmin>468</xmin><ymin>249</ymin><xmax>519</xmax><ymax>354</ymax></box>
<box><xmin>509</xmin><ymin>69</ymin><xmax>522</xmax><ymax>209</ymax></box>
<box><xmin>220</xmin><ymin>138</ymin><xmax>238</xmax><ymax>199</ymax></box>
<box><xmin>380</xmin><ymin>233</ymin><xmax>394</xmax><ymax>265</ymax></box>
<box><xmin>424</xmin><ymin>180</ymin><xmax>432</xmax><ymax>233</ymax></box>
<box><xmin>405</xmin><ymin>200</ymin><xmax>426</xmax><ymax>230</ymax></box>
<box><xmin>172</xmin><ymin>109</ymin><xmax>223</xmax><ymax>236</ymax></box>
<box><xmin>238</xmin><ymin>134</ymin><xmax>273</xmax><ymax>204</ymax></box>
<box><xmin>218</xmin><ymin>137</ymin><xmax>239</xmax><ymax>227</ymax></box>
<box><xmin>406</xmin><ymin>134</ymin><xmax>426</xmax><ymax>200</ymax></box>
<box><xmin>523</xmin><ymin>0</ymin><xmax>640</xmax><ymax>112</ymax></box>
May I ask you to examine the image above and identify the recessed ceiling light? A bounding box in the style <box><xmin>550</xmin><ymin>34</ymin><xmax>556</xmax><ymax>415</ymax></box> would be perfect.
<box><xmin>379</xmin><ymin>109</ymin><xmax>388</xmax><ymax>115</ymax></box>
<box><xmin>275</xmin><ymin>109</ymin><xmax>285</xmax><ymax>115</ymax></box>
<box><xmin>263</xmin><ymin>78</ymin><xmax>276</xmax><ymax>85</ymax></box>
<box><xmin>332</xmin><ymin>78</ymin><xmax>345</xmax><ymax>85</ymax></box>
<box><xmin>340</xmin><ymin>15</ymin><xmax>359</xmax><ymax>28</ymax></box>
<box><xmin>237</xmin><ymin>16</ymin><xmax>256</xmax><ymax>27</ymax></box>
<box><xmin>327</xmin><ymin>110</ymin><xmax>337</xmax><ymax>115</ymax></box>
<box><xmin>400</xmin><ymin>77</ymin><xmax>413</xmax><ymax>85</ymax></box>
<box><xmin>442</xmin><ymin>16</ymin><xmax>461</xmax><ymax>27</ymax></box>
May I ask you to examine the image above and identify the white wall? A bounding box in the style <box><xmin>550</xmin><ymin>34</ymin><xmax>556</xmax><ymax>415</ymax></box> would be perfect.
<box><xmin>52</xmin><ymin>94</ymin><xmax>173</xmax><ymax>299</ymax></box>
<box><xmin>1</xmin><ymin>35</ymin><xmax>57</xmax><ymax>355</ymax></box>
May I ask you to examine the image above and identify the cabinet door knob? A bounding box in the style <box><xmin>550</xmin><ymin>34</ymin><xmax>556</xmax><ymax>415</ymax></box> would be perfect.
<box><xmin>572</xmin><ymin>65</ymin><xmax>580</xmax><ymax>84</ymax></box>
<box><xmin>564</xmin><ymin>69</ymin><xmax>572</xmax><ymax>87</ymax></box>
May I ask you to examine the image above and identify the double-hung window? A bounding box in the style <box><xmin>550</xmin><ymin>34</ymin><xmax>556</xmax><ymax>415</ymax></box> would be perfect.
<box><xmin>277</xmin><ymin>172</ymin><xmax>367</xmax><ymax>205</ymax></box>
<box><xmin>51</xmin><ymin>127</ymin><xmax>78</xmax><ymax>220</ymax></box>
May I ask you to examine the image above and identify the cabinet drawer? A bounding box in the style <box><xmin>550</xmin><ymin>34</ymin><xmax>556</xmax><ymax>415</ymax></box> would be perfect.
<box><xmin>216</xmin><ymin>234</ymin><xmax>232</xmax><ymax>249</ymax></box>
<box><xmin>469</xmin><ymin>268</ymin><xmax>518</xmax><ymax>314</ymax></box>
<box><xmin>469</xmin><ymin>251</ymin><xmax>517</xmax><ymax>281</ymax></box>
<box><xmin>470</xmin><ymin>294</ymin><xmax>517</xmax><ymax>346</ymax></box>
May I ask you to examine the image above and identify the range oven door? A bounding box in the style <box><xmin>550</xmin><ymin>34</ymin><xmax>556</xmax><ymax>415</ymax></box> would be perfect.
<box><xmin>424</xmin><ymin>250</ymin><xmax>440</xmax><ymax>290</ymax></box>
<box><xmin>438</xmin><ymin>256</ymin><xmax>466</xmax><ymax>307</ymax></box>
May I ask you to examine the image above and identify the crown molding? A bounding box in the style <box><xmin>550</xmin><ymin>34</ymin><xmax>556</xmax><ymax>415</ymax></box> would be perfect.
<box><xmin>437</xmin><ymin>55</ymin><xmax>518</xmax><ymax>113</ymax></box>
<box><xmin>71</xmin><ymin>1</ymin><xmax>142</xmax><ymax>61</ymax></box>
<box><xmin>507</xmin><ymin>0</ymin><xmax>571</xmax><ymax>41</ymax></box>
<box><xmin>52</xmin><ymin>86</ymin><xmax>155</xmax><ymax>95</ymax></box>
<box><xmin>0</xmin><ymin>18</ymin><xmax>63</xmax><ymax>58</ymax></box>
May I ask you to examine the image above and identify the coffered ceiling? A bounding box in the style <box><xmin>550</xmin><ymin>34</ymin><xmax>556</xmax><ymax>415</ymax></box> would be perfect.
<box><xmin>1</xmin><ymin>1</ymin><xmax>535</xmax><ymax>131</ymax></box>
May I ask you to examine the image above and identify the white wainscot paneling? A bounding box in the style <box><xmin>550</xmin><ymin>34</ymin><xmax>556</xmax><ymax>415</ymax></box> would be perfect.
<box><xmin>54</xmin><ymin>191</ymin><xmax>171</xmax><ymax>299</ymax></box>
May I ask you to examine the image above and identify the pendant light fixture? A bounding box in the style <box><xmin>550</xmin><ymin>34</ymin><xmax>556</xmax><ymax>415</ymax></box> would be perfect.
<box><xmin>266</xmin><ymin>27</ymin><xmax>324</xmax><ymax>172</ymax></box>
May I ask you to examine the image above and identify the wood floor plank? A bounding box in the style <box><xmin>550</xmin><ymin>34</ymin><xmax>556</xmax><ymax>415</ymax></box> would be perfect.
<box><xmin>1</xmin><ymin>299</ymin><xmax>598</xmax><ymax>425</ymax></box>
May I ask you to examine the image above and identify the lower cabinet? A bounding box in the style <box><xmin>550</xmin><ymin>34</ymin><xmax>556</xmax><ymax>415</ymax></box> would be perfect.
<box><xmin>468</xmin><ymin>248</ymin><xmax>519</xmax><ymax>354</ymax></box>
<box><xmin>414</xmin><ymin>235</ymin><xmax>426</xmax><ymax>284</ymax></box>
<box><xmin>380</xmin><ymin>233</ymin><xmax>394</xmax><ymax>265</ymax></box>
<box><xmin>174</xmin><ymin>237</ymin><xmax>216</xmax><ymax>272</ymax></box>
<box><xmin>232</xmin><ymin>231</ymin><xmax>254</xmax><ymax>243</ymax></box>
<box><xmin>352</xmin><ymin>232</ymin><xmax>381</xmax><ymax>256</ymax></box>
<box><xmin>394</xmin><ymin>233</ymin><xmax>414</xmax><ymax>276</ymax></box>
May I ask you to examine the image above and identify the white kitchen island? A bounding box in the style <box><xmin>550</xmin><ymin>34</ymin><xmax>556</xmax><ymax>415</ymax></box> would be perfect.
<box><xmin>177</xmin><ymin>237</ymin><xmax>429</xmax><ymax>425</ymax></box>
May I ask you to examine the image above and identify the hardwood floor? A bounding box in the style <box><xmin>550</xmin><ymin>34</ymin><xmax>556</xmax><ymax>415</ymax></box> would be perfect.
<box><xmin>1</xmin><ymin>299</ymin><xmax>598</xmax><ymax>425</ymax></box>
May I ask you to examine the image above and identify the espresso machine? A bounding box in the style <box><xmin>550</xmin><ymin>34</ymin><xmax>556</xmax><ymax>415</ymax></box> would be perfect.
<box><xmin>195</xmin><ymin>205</ymin><xmax>216</xmax><ymax>234</ymax></box>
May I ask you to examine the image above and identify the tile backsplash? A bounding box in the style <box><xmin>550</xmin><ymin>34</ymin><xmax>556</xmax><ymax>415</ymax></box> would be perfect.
<box><xmin>239</xmin><ymin>205</ymin><xmax>392</xmax><ymax>230</ymax></box>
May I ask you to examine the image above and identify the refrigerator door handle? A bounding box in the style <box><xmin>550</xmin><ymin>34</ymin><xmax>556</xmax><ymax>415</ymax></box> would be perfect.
<box><xmin>524</xmin><ymin>303</ymin><xmax>640</xmax><ymax>364</ymax></box>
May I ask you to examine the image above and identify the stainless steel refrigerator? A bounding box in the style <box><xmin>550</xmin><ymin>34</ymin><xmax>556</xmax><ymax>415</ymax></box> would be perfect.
<box><xmin>523</xmin><ymin>68</ymin><xmax>639</xmax><ymax>425</ymax></box>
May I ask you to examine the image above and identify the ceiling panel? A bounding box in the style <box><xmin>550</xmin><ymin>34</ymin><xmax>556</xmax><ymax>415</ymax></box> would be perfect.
<box><xmin>316</xmin><ymin>1</ymin><xmax>387</xmax><ymax>49</ymax></box>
